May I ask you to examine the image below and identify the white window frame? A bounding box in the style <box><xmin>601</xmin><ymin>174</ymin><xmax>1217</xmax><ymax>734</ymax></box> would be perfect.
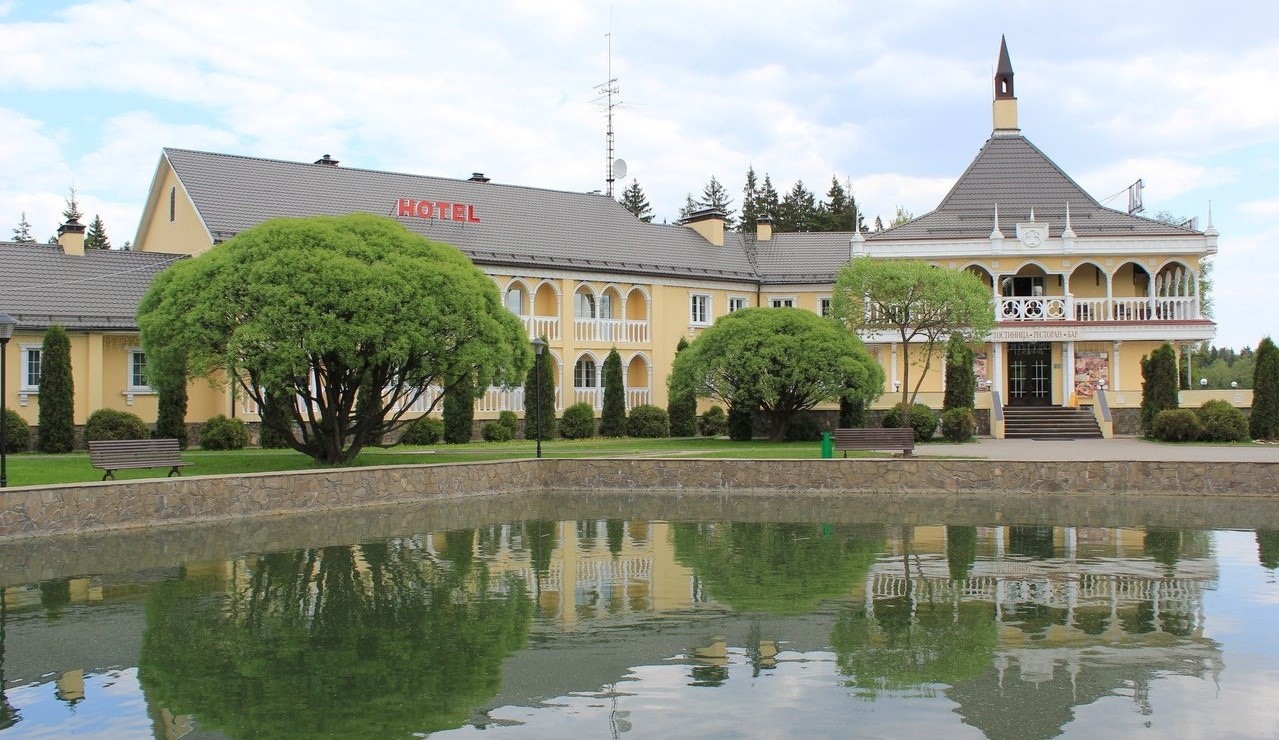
<box><xmin>818</xmin><ymin>296</ymin><xmax>833</xmax><ymax>317</ymax></box>
<box><xmin>126</xmin><ymin>347</ymin><xmax>153</xmax><ymax>393</ymax></box>
<box><xmin>19</xmin><ymin>344</ymin><xmax>40</xmax><ymax>393</ymax></box>
<box><xmin>727</xmin><ymin>296</ymin><xmax>749</xmax><ymax>313</ymax></box>
<box><xmin>504</xmin><ymin>287</ymin><xmax>526</xmax><ymax>316</ymax></box>
<box><xmin>573</xmin><ymin>357</ymin><xmax>598</xmax><ymax>389</ymax></box>
<box><xmin>690</xmin><ymin>294</ymin><xmax>712</xmax><ymax>325</ymax></box>
<box><xmin>770</xmin><ymin>296</ymin><xmax>796</xmax><ymax>308</ymax></box>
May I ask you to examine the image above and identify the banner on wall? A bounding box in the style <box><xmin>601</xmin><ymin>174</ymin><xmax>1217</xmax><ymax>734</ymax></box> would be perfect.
<box><xmin>973</xmin><ymin>353</ymin><xmax>988</xmax><ymax>388</ymax></box>
<box><xmin>1074</xmin><ymin>351</ymin><xmax>1109</xmax><ymax>398</ymax></box>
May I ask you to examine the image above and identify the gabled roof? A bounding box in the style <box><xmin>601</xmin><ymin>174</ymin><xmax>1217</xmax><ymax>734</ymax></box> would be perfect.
<box><xmin>869</xmin><ymin>134</ymin><xmax>1202</xmax><ymax>241</ymax></box>
<box><xmin>162</xmin><ymin>148</ymin><xmax>760</xmax><ymax>282</ymax></box>
<box><xmin>0</xmin><ymin>243</ymin><xmax>184</xmax><ymax>331</ymax></box>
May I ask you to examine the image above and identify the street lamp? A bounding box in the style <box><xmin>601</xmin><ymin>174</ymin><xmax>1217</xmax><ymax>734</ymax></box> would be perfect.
<box><xmin>1200</xmin><ymin>378</ymin><xmax>1208</xmax><ymax>389</ymax></box>
<box><xmin>0</xmin><ymin>313</ymin><xmax>16</xmax><ymax>488</ymax></box>
<box><xmin>531</xmin><ymin>337</ymin><xmax>547</xmax><ymax>459</ymax></box>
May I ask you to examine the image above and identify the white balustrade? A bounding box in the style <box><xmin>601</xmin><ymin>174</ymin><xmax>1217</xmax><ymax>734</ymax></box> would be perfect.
<box><xmin>574</xmin><ymin>387</ymin><xmax>603</xmax><ymax>410</ymax></box>
<box><xmin>573</xmin><ymin>318</ymin><xmax>650</xmax><ymax>343</ymax></box>
<box><xmin>996</xmin><ymin>295</ymin><xmax>1200</xmax><ymax>323</ymax></box>
<box><xmin>626</xmin><ymin>387</ymin><xmax>651</xmax><ymax>408</ymax></box>
<box><xmin>998</xmin><ymin>296</ymin><xmax>1068</xmax><ymax>321</ymax></box>
<box><xmin>522</xmin><ymin>315</ymin><xmax>561</xmax><ymax>341</ymax></box>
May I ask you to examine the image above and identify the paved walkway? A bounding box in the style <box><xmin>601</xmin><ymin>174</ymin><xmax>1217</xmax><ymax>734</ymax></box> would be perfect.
<box><xmin>929</xmin><ymin>436</ymin><xmax>1279</xmax><ymax>462</ymax></box>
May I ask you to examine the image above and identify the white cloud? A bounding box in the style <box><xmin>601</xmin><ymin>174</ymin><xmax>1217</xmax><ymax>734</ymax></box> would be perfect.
<box><xmin>1077</xmin><ymin>158</ymin><xmax>1236</xmax><ymax>207</ymax></box>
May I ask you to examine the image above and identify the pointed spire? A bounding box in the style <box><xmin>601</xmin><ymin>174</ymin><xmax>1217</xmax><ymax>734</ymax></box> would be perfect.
<box><xmin>1062</xmin><ymin>202</ymin><xmax>1077</xmax><ymax>240</ymax></box>
<box><xmin>850</xmin><ymin>204</ymin><xmax>866</xmax><ymax>257</ymax></box>
<box><xmin>990</xmin><ymin>203</ymin><xmax>1003</xmax><ymax>238</ymax></box>
<box><xmin>996</xmin><ymin>36</ymin><xmax>1014</xmax><ymax>89</ymax></box>
<box><xmin>1029</xmin><ymin>207</ymin><xmax>1036</xmax><ymax>222</ymax></box>
<box><xmin>1204</xmin><ymin>200</ymin><xmax>1218</xmax><ymax>236</ymax></box>
<box><xmin>993</xmin><ymin>36</ymin><xmax>1020</xmax><ymax>133</ymax></box>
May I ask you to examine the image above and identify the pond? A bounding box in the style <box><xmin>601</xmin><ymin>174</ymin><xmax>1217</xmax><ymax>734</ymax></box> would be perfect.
<box><xmin>1</xmin><ymin>492</ymin><xmax>1277</xmax><ymax>739</ymax></box>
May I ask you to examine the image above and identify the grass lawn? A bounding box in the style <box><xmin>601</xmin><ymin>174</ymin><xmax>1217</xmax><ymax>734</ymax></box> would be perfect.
<box><xmin>1</xmin><ymin>436</ymin><xmax>901</xmax><ymax>487</ymax></box>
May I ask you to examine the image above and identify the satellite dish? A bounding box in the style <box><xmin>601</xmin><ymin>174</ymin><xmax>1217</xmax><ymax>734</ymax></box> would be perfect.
<box><xmin>613</xmin><ymin>158</ymin><xmax>627</xmax><ymax>180</ymax></box>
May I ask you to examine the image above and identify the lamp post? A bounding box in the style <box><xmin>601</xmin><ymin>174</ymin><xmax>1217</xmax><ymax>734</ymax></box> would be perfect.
<box><xmin>532</xmin><ymin>337</ymin><xmax>546</xmax><ymax>459</ymax></box>
<box><xmin>0</xmin><ymin>313</ymin><xmax>16</xmax><ymax>488</ymax></box>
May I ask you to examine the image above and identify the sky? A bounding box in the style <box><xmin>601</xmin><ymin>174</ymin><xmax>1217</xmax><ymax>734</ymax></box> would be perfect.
<box><xmin>0</xmin><ymin>0</ymin><xmax>1275</xmax><ymax>350</ymax></box>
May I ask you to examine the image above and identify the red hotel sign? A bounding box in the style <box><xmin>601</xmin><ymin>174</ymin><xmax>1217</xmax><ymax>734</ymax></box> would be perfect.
<box><xmin>397</xmin><ymin>198</ymin><xmax>480</xmax><ymax>223</ymax></box>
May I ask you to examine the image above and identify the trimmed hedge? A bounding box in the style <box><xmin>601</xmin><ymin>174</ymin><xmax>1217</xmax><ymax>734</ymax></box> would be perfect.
<box><xmin>498</xmin><ymin>411</ymin><xmax>518</xmax><ymax>435</ymax></box>
<box><xmin>400</xmin><ymin>416</ymin><xmax>443</xmax><ymax>445</ymax></box>
<box><xmin>883</xmin><ymin>402</ymin><xmax>938</xmax><ymax>442</ymax></box>
<box><xmin>200</xmin><ymin>414</ymin><xmax>248</xmax><ymax>450</ymax></box>
<box><xmin>699</xmin><ymin>406</ymin><xmax>727</xmax><ymax>437</ymax></box>
<box><xmin>560</xmin><ymin>402</ymin><xmax>597</xmax><ymax>439</ymax></box>
<box><xmin>941</xmin><ymin>407</ymin><xmax>976</xmax><ymax>442</ymax></box>
<box><xmin>482</xmin><ymin>421</ymin><xmax>514</xmax><ymax>442</ymax></box>
<box><xmin>2</xmin><ymin>409</ymin><xmax>31</xmax><ymax>453</ymax></box>
<box><xmin>627</xmin><ymin>404</ymin><xmax>669</xmax><ymax>438</ymax></box>
<box><xmin>85</xmin><ymin>409</ymin><xmax>149</xmax><ymax>441</ymax></box>
<box><xmin>1196</xmin><ymin>400</ymin><xmax>1249</xmax><ymax>442</ymax></box>
<box><xmin>1151</xmin><ymin>408</ymin><xmax>1204</xmax><ymax>442</ymax></box>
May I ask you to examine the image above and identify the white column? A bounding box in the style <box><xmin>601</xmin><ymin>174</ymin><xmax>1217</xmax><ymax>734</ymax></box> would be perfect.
<box><xmin>1105</xmin><ymin>272</ymin><xmax>1114</xmax><ymax>320</ymax></box>
<box><xmin>890</xmin><ymin>342</ymin><xmax>899</xmax><ymax>390</ymax></box>
<box><xmin>1063</xmin><ymin>340</ymin><xmax>1075</xmax><ymax>405</ymax></box>
<box><xmin>993</xmin><ymin>342</ymin><xmax>1004</xmax><ymax>399</ymax></box>
<box><xmin>1112</xmin><ymin>341</ymin><xmax>1121</xmax><ymax>395</ymax></box>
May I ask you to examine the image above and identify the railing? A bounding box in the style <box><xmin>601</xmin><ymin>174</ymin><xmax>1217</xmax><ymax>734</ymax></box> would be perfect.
<box><xmin>627</xmin><ymin>387</ymin><xmax>652</xmax><ymax>408</ymax></box>
<box><xmin>572</xmin><ymin>387</ymin><xmax>651</xmax><ymax>410</ymax></box>
<box><xmin>998</xmin><ymin>295</ymin><xmax>1200</xmax><ymax>323</ymax></box>
<box><xmin>999</xmin><ymin>296</ymin><xmax>1068</xmax><ymax>321</ymax></box>
<box><xmin>573</xmin><ymin>318</ymin><xmax>650</xmax><ymax>343</ymax></box>
<box><xmin>521</xmin><ymin>315</ymin><xmax>561</xmax><ymax>341</ymax></box>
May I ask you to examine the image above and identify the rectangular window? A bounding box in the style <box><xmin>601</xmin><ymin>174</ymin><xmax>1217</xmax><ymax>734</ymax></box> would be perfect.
<box><xmin>21</xmin><ymin>346</ymin><xmax>40</xmax><ymax>391</ymax></box>
<box><xmin>690</xmin><ymin>294</ymin><xmax>711</xmax><ymax>325</ymax></box>
<box><xmin>574</xmin><ymin>359</ymin><xmax>597</xmax><ymax>388</ymax></box>
<box><xmin>770</xmin><ymin>297</ymin><xmax>795</xmax><ymax>308</ymax></box>
<box><xmin>169</xmin><ymin>186</ymin><xmax>176</xmax><ymax>222</ymax></box>
<box><xmin>574</xmin><ymin>292</ymin><xmax>596</xmax><ymax>319</ymax></box>
<box><xmin>505</xmin><ymin>288</ymin><xmax>525</xmax><ymax>315</ymax></box>
<box><xmin>819</xmin><ymin>297</ymin><xmax>833</xmax><ymax>317</ymax></box>
<box><xmin>128</xmin><ymin>349</ymin><xmax>151</xmax><ymax>391</ymax></box>
<box><xmin>728</xmin><ymin>297</ymin><xmax>747</xmax><ymax>313</ymax></box>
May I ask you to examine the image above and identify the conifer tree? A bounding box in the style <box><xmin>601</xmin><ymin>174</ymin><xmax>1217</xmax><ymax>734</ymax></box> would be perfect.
<box><xmin>600</xmin><ymin>348</ymin><xmax>627</xmax><ymax>436</ymax></box>
<box><xmin>443</xmin><ymin>370</ymin><xmax>475</xmax><ymax>443</ymax></box>
<box><xmin>84</xmin><ymin>214</ymin><xmax>111</xmax><ymax>249</ymax></box>
<box><xmin>740</xmin><ymin>166</ymin><xmax>760</xmax><ymax>231</ymax></box>
<box><xmin>153</xmin><ymin>352</ymin><xmax>189</xmax><ymax>447</ymax></box>
<box><xmin>1139</xmin><ymin>343</ymin><xmax>1179</xmax><ymax>436</ymax></box>
<box><xmin>1250</xmin><ymin>337</ymin><xmax>1279</xmax><ymax>440</ymax></box>
<box><xmin>62</xmin><ymin>186</ymin><xmax>83</xmax><ymax>223</ymax></box>
<box><xmin>523</xmin><ymin>338</ymin><xmax>556</xmax><ymax>441</ymax></box>
<box><xmin>943</xmin><ymin>333</ymin><xmax>976</xmax><ymax>410</ymax></box>
<box><xmin>618</xmin><ymin>179</ymin><xmax>654</xmax><ymax>222</ymax></box>
<box><xmin>756</xmin><ymin>174</ymin><xmax>780</xmax><ymax>224</ymax></box>
<box><xmin>777</xmin><ymin>180</ymin><xmax>817</xmax><ymax>232</ymax></box>
<box><xmin>667</xmin><ymin>337</ymin><xmax>698</xmax><ymax>436</ymax></box>
<box><xmin>678</xmin><ymin>193</ymin><xmax>700</xmax><ymax>220</ymax></box>
<box><xmin>37</xmin><ymin>325</ymin><xmax>76</xmax><ymax>453</ymax></box>
<box><xmin>818</xmin><ymin>176</ymin><xmax>866</xmax><ymax>233</ymax></box>
<box><xmin>12</xmin><ymin>212</ymin><xmax>35</xmax><ymax>243</ymax></box>
<box><xmin>700</xmin><ymin>175</ymin><xmax>735</xmax><ymax>227</ymax></box>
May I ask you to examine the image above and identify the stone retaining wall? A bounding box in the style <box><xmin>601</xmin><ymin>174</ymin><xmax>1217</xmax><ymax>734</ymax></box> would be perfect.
<box><xmin>2</xmin><ymin>457</ymin><xmax>1278</xmax><ymax>541</ymax></box>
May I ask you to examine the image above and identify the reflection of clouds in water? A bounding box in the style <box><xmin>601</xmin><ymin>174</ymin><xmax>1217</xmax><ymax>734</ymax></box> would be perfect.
<box><xmin>4</xmin><ymin>669</ymin><xmax>155</xmax><ymax>740</ymax></box>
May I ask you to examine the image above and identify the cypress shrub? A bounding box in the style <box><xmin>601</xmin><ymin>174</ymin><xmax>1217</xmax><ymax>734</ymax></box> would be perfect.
<box><xmin>482</xmin><ymin>421</ymin><xmax>513</xmax><ymax>441</ymax></box>
<box><xmin>1140</xmin><ymin>343</ymin><xmax>1180</xmax><ymax>436</ymax></box>
<box><xmin>599</xmin><ymin>349</ymin><xmax>627</xmax><ymax>437</ymax></box>
<box><xmin>941</xmin><ymin>407</ymin><xmax>976</xmax><ymax>442</ymax></box>
<box><xmin>626</xmin><ymin>404</ymin><xmax>669</xmax><ymax>438</ymax></box>
<box><xmin>2</xmin><ymin>409</ymin><xmax>31</xmax><ymax>453</ymax></box>
<box><xmin>256</xmin><ymin>390</ymin><xmax>291</xmax><ymax>449</ymax></box>
<box><xmin>727</xmin><ymin>399</ymin><xmax>755</xmax><ymax>441</ymax></box>
<box><xmin>200</xmin><ymin>415</ymin><xmax>248</xmax><ymax>450</ymax></box>
<box><xmin>699</xmin><ymin>405</ymin><xmax>727</xmax><ymax>437</ymax></box>
<box><xmin>152</xmin><ymin>355</ymin><xmax>188</xmax><ymax>448</ymax></box>
<box><xmin>1197</xmin><ymin>400</ymin><xmax>1248</xmax><ymax>442</ymax></box>
<box><xmin>1251</xmin><ymin>337</ymin><xmax>1279</xmax><ymax>440</ymax></box>
<box><xmin>523</xmin><ymin>340</ymin><xmax>556</xmax><ymax>441</ymax></box>
<box><xmin>85</xmin><ymin>409</ymin><xmax>148</xmax><ymax>441</ymax></box>
<box><xmin>37</xmin><ymin>325</ymin><xmax>75</xmax><ymax>453</ymax></box>
<box><xmin>943</xmin><ymin>333</ymin><xmax>976</xmax><ymax>411</ymax></box>
<box><xmin>1151</xmin><ymin>408</ymin><xmax>1204</xmax><ymax>442</ymax></box>
<box><xmin>667</xmin><ymin>337</ymin><xmax>698</xmax><ymax>437</ymax></box>
<box><xmin>560</xmin><ymin>402</ymin><xmax>597</xmax><ymax>439</ymax></box>
<box><xmin>838</xmin><ymin>394</ymin><xmax>866</xmax><ymax>428</ymax></box>
<box><xmin>883</xmin><ymin>403</ymin><xmax>937</xmax><ymax>442</ymax></box>
<box><xmin>443</xmin><ymin>371</ymin><xmax>474</xmax><ymax>443</ymax></box>
<box><xmin>783</xmin><ymin>414</ymin><xmax>823</xmax><ymax>442</ymax></box>
<box><xmin>400</xmin><ymin>416</ymin><xmax>443</xmax><ymax>445</ymax></box>
<box><xmin>498</xmin><ymin>410</ymin><xmax>518</xmax><ymax>435</ymax></box>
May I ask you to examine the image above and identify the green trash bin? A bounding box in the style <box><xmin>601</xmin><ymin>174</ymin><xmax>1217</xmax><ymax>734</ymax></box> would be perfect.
<box><xmin>820</xmin><ymin>431</ymin><xmax>833</xmax><ymax>459</ymax></box>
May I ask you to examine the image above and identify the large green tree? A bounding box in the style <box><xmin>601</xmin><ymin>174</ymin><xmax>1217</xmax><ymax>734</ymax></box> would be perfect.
<box><xmin>832</xmin><ymin>258</ymin><xmax>994</xmax><ymax>417</ymax></box>
<box><xmin>138</xmin><ymin>214</ymin><xmax>529</xmax><ymax>464</ymax></box>
<box><xmin>670</xmin><ymin>307</ymin><xmax>883</xmax><ymax>441</ymax></box>
<box><xmin>1251</xmin><ymin>337</ymin><xmax>1279</xmax><ymax>440</ymax></box>
<box><xmin>599</xmin><ymin>348</ymin><xmax>627</xmax><ymax>437</ymax></box>
<box><xmin>666</xmin><ymin>336</ymin><xmax>697</xmax><ymax>437</ymax></box>
<box><xmin>37</xmin><ymin>325</ymin><xmax>75</xmax><ymax>453</ymax></box>
<box><xmin>617</xmin><ymin>179</ymin><xmax>653</xmax><ymax>222</ymax></box>
<box><xmin>1139</xmin><ymin>342</ymin><xmax>1180</xmax><ymax>436</ymax></box>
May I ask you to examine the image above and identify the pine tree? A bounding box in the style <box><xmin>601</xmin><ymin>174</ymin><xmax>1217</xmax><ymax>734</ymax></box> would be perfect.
<box><xmin>1250</xmin><ymin>336</ymin><xmax>1279</xmax><ymax>440</ymax></box>
<box><xmin>889</xmin><ymin>205</ymin><xmax>914</xmax><ymax>228</ymax></box>
<box><xmin>756</xmin><ymin>175</ymin><xmax>780</xmax><ymax>224</ymax></box>
<box><xmin>600</xmin><ymin>348</ymin><xmax>627</xmax><ymax>436</ymax></box>
<box><xmin>740</xmin><ymin>166</ymin><xmax>760</xmax><ymax>231</ymax></box>
<box><xmin>1139</xmin><ymin>343</ymin><xmax>1179</xmax><ymax>436</ymax></box>
<box><xmin>62</xmin><ymin>186</ymin><xmax>83</xmax><ymax>223</ymax></box>
<box><xmin>873</xmin><ymin>215</ymin><xmax>885</xmax><ymax>232</ymax></box>
<box><xmin>817</xmin><ymin>176</ymin><xmax>866</xmax><ymax>233</ymax></box>
<box><xmin>667</xmin><ymin>337</ymin><xmax>698</xmax><ymax>436</ymax></box>
<box><xmin>943</xmin><ymin>333</ymin><xmax>976</xmax><ymax>410</ymax></box>
<box><xmin>84</xmin><ymin>214</ymin><xmax>111</xmax><ymax>249</ymax></box>
<box><xmin>443</xmin><ymin>370</ymin><xmax>475</xmax><ymax>443</ymax></box>
<box><xmin>153</xmin><ymin>352</ymin><xmax>189</xmax><ymax>448</ymax></box>
<box><xmin>37</xmin><ymin>325</ymin><xmax>76</xmax><ymax>453</ymax></box>
<box><xmin>12</xmin><ymin>212</ymin><xmax>36</xmax><ymax>243</ymax></box>
<box><xmin>777</xmin><ymin>180</ymin><xmax>817</xmax><ymax>232</ymax></box>
<box><xmin>700</xmin><ymin>176</ymin><xmax>735</xmax><ymax>227</ymax></box>
<box><xmin>678</xmin><ymin>193</ymin><xmax>700</xmax><ymax>220</ymax></box>
<box><xmin>618</xmin><ymin>179</ymin><xmax>654</xmax><ymax>222</ymax></box>
<box><xmin>523</xmin><ymin>339</ymin><xmax>556</xmax><ymax>441</ymax></box>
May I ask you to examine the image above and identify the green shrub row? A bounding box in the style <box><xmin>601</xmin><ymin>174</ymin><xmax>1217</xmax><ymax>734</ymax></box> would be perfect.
<box><xmin>882</xmin><ymin>403</ymin><xmax>938</xmax><ymax>442</ymax></box>
<box><xmin>1151</xmin><ymin>400</ymin><xmax>1249</xmax><ymax>443</ymax></box>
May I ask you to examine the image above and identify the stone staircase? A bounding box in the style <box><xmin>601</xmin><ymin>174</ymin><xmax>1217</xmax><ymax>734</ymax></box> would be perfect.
<box><xmin>1002</xmin><ymin>406</ymin><xmax>1103</xmax><ymax>439</ymax></box>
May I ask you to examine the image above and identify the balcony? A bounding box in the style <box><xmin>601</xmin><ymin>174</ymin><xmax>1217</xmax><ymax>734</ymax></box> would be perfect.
<box><xmin>573</xmin><ymin>318</ymin><xmax>651</xmax><ymax>344</ymax></box>
<box><xmin>573</xmin><ymin>387</ymin><xmax>652</xmax><ymax>410</ymax></box>
<box><xmin>520</xmin><ymin>315</ymin><xmax>561</xmax><ymax>341</ymax></box>
<box><xmin>998</xmin><ymin>296</ymin><xmax>1200</xmax><ymax>323</ymax></box>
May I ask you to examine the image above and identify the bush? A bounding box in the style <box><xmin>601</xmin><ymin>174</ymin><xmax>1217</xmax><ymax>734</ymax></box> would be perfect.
<box><xmin>482</xmin><ymin>421</ymin><xmax>514</xmax><ymax>442</ymax></box>
<box><xmin>560</xmin><ymin>402</ymin><xmax>597</xmax><ymax>440</ymax></box>
<box><xmin>1196</xmin><ymin>400</ymin><xmax>1249</xmax><ymax>442</ymax></box>
<box><xmin>85</xmin><ymin>409</ymin><xmax>149</xmax><ymax>441</ymax></box>
<box><xmin>498</xmin><ymin>411</ymin><xmax>518</xmax><ymax>435</ymax></box>
<box><xmin>627</xmin><ymin>404</ymin><xmax>669</xmax><ymax>438</ymax></box>
<box><xmin>727</xmin><ymin>401</ymin><xmax>755</xmax><ymax>441</ymax></box>
<box><xmin>400</xmin><ymin>416</ymin><xmax>443</xmax><ymax>445</ymax></box>
<box><xmin>699</xmin><ymin>406</ymin><xmax>727</xmax><ymax>437</ymax></box>
<box><xmin>941</xmin><ymin>407</ymin><xmax>976</xmax><ymax>442</ymax></box>
<box><xmin>2</xmin><ymin>409</ymin><xmax>31</xmax><ymax>453</ymax></box>
<box><xmin>443</xmin><ymin>372</ymin><xmax>474</xmax><ymax>444</ymax></box>
<box><xmin>882</xmin><ymin>403</ymin><xmax>938</xmax><ymax>442</ymax></box>
<box><xmin>783</xmin><ymin>414</ymin><xmax>823</xmax><ymax>442</ymax></box>
<box><xmin>600</xmin><ymin>349</ymin><xmax>628</xmax><ymax>437</ymax></box>
<box><xmin>200</xmin><ymin>414</ymin><xmax>249</xmax><ymax>450</ymax></box>
<box><xmin>37</xmin><ymin>325</ymin><xmax>75</xmax><ymax>453</ymax></box>
<box><xmin>1151</xmin><ymin>409</ymin><xmax>1204</xmax><ymax>442</ymax></box>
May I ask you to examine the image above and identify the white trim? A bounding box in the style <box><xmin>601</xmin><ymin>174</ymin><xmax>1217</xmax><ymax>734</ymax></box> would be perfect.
<box><xmin>18</xmin><ymin>343</ymin><xmax>41</xmax><ymax>393</ymax></box>
<box><xmin>126</xmin><ymin>346</ymin><xmax>153</xmax><ymax>393</ymax></box>
<box><xmin>817</xmin><ymin>295</ymin><xmax>833</xmax><ymax>317</ymax></box>
<box><xmin>727</xmin><ymin>295</ymin><xmax>750</xmax><ymax>313</ymax></box>
<box><xmin>689</xmin><ymin>293</ymin><xmax>712</xmax><ymax>325</ymax></box>
<box><xmin>861</xmin><ymin>234</ymin><xmax>1215</xmax><ymax>260</ymax></box>
<box><xmin>768</xmin><ymin>296</ymin><xmax>797</xmax><ymax>308</ymax></box>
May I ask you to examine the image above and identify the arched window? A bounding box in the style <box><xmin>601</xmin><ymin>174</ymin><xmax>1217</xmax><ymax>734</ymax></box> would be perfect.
<box><xmin>574</xmin><ymin>358</ymin><xmax>597</xmax><ymax>388</ymax></box>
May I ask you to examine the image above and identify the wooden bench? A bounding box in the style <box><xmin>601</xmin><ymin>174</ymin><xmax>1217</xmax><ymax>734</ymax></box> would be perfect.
<box><xmin>89</xmin><ymin>439</ymin><xmax>191</xmax><ymax>481</ymax></box>
<box><xmin>832</xmin><ymin>428</ymin><xmax>915</xmax><ymax>458</ymax></box>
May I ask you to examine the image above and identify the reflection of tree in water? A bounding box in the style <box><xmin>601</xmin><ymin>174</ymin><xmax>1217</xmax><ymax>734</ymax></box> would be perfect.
<box><xmin>1007</xmin><ymin>526</ymin><xmax>1055</xmax><ymax>559</ymax></box>
<box><xmin>1</xmin><ymin>599</ymin><xmax>18</xmax><ymax>731</ymax></box>
<box><xmin>672</xmin><ymin>522</ymin><xmax>885</xmax><ymax>615</ymax></box>
<box><xmin>524</xmin><ymin>520</ymin><xmax>557</xmax><ymax>578</ymax></box>
<box><xmin>138</xmin><ymin>539</ymin><xmax>533</xmax><ymax>739</ymax></box>
<box><xmin>606</xmin><ymin>519</ymin><xmax>625</xmax><ymax>556</ymax></box>
<box><xmin>1256</xmin><ymin>530</ymin><xmax>1279</xmax><ymax>570</ymax></box>
<box><xmin>946</xmin><ymin>526</ymin><xmax>977</xmax><ymax>581</ymax></box>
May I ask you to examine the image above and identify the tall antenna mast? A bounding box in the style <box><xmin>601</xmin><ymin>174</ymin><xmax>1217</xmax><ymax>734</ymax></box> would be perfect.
<box><xmin>595</xmin><ymin>30</ymin><xmax>621</xmax><ymax>196</ymax></box>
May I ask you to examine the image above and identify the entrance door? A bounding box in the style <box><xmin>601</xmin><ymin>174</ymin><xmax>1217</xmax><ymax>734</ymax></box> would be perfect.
<box><xmin>1007</xmin><ymin>342</ymin><xmax>1052</xmax><ymax>406</ymax></box>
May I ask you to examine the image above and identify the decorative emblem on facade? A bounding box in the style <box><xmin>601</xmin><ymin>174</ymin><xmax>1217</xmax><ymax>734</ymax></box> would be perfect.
<box><xmin>1016</xmin><ymin>222</ymin><xmax>1048</xmax><ymax>248</ymax></box>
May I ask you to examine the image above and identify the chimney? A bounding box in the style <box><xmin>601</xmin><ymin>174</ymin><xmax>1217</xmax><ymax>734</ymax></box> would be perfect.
<box><xmin>682</xmin><ymin>208</ymin><xmax>726</xmax><ymax>247</ymax></box>
<box><xmin>58</xmin><ymin>217</ymin><xmax>86</xmax><ymax>257</ymax></box>
<box><xmin>468</xmin><ymin>172</ymin><xmax>491</xmax><ymax>183</ymax></box>
<box><xmin>756</xmin><ymin>216</ymin><xmax>773</xmax><ymax>242</ymax></box>
<box><xmin>314</xmin><ymin>154</ymin><xmax>339</xmax><ymax>166</ymax></box>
